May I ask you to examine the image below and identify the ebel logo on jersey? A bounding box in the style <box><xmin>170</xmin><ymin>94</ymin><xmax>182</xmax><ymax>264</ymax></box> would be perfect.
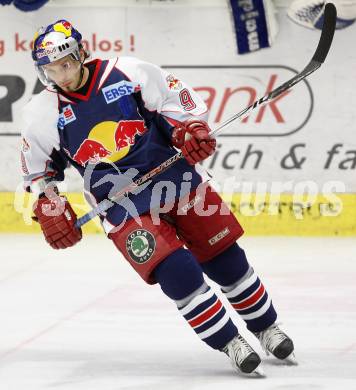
<box><xmin>102</xmin><ymin>81</ymin><xmax>141</xmax><ymax>104</ymax></box>
<box><xmin>58</xmin><ymin>105</ymin><xmax>76</xmax><ymax>129</ymax></box>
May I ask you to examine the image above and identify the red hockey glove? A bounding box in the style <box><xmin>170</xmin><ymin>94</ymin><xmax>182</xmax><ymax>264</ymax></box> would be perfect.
<box><xmin>33</xmin><ymin>194</ymin><xmax>82</xmax><ymax>250</ymax></box>
<box><xmin>172</xmin><ymin>119</ymin><xmax>216</xmax><ymax>165</ymax></box>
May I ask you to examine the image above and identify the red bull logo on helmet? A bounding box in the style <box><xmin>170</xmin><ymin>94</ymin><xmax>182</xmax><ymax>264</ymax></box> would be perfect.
<box><xmin>53</xmin><ymin>20</ymin><xmax>73</xmax><ymax>37</ymax></box>
<box><xmin>38</xmin><ymin>40</ymin><xmax>54</xmax><ymax>49</ymax></box>
<box><xmin>35</xmin><ymin>37</ymin><xmax>57</xmax><ymax>59</ymax></box>
<box><xmin>72</xmin><ymin>119</ymin><xmax>147</xmax><ymax>166</ymax></box>
<box><xmin>61</xmin><ymin>20</ymin><xmax>72</xmax><ymax>30</ymax></box>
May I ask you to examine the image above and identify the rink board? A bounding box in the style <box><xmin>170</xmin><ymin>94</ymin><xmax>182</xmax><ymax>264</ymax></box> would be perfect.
<box><xmin>1</xmin><ymin>192</ymin><xmax>356</xmax><ymax>236</ymax></box>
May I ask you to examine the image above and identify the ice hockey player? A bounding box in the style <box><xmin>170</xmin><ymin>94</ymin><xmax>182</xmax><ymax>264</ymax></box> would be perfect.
<box><xmin>21</xmin><ymin>20</ymin><xmax>295</xmax><ymax>376</ymax></box>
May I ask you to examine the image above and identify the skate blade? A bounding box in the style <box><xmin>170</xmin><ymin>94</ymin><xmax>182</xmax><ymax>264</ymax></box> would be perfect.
<box><xmin>239</xmin><ymin>364</ymin><xmax>266</xmax><ymax>378</ymax></box>
<box><xmin>284</xmin><ymin>352</ymin><xmax>298</xmax><ymax>366</ymax></box>
<box><xmin>235</xmin><ymin>363</ymin><xmax>266</xmax><ymax>378</ymax></box>
<box><xmin>253</xmin><ymin>364</ymin><xmax>266</xmax><ymax>377</ymax></box>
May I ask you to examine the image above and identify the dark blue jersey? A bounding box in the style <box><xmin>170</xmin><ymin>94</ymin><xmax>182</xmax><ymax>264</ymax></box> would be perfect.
<box><xmin>21</xmin><ymin>57</ymin><xmax>209</xmax><ymax>232</ymax></box>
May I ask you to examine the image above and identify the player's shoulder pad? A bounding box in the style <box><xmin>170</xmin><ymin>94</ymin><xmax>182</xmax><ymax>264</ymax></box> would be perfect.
<box><xmin>21</xmin><ymin>89</ymin><xmax>59</xmax><ymax>137</ymax></box>
<box><xmin>116</xmin><ymin>56</ymin><xmax>145</xmax><ymax>67</ymax></box>
<box><xmin>115</xmin><ymin>56</ymin><xmax>163</xmax><ymax>84</ymax></box>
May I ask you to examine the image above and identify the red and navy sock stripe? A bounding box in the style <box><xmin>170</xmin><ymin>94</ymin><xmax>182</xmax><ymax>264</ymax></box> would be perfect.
<box><xmin>179</xmin><ymin>287</ymin><xmax>237</xmax><ymax>349</ymax></box>
<box><xmin>224</xmin><ymin>268</ymin><xmax>277</xmax><ymax>332</ymax></box>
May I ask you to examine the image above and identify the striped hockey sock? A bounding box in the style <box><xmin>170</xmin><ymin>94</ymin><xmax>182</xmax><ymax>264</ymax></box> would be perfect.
<box><xmin>178</xmin><ymin>286</ymin><xmax>238</xmax><ymax>350</ymax></box>
<box><xmin>223</xmin><ymin>267</ymin><xmax>277</xmax><ymax>333</ymax></box>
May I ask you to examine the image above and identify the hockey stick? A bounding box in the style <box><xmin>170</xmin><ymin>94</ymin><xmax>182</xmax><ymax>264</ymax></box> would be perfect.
<box><xmin>75</xmin><ymin>3</ymin><xmax>336</xmax><ymax>228</ymax></box>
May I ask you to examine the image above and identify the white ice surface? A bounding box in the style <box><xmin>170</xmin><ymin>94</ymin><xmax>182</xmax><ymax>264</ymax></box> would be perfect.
<box><xmin>0</xmin><ymin>235</ymin><xmax>355</xmax><ymax>390</ymax></box>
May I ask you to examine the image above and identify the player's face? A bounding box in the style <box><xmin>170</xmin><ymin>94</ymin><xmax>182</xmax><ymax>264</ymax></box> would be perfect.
<box><xmin>43</xmin><ymin>55</ymin><xmax>82</xmax><ymax>92</ymax></box>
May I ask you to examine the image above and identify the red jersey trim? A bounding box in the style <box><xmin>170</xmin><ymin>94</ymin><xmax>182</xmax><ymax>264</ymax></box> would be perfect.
<box><xmin>61</xmin><ymin>59</ymin><xmax>102</xmax><ymax>102</ymax></box>
<box><xmin>97</xmin><ymin>57</ymin><xmax>119</xmax><ymax>93</ymax></box>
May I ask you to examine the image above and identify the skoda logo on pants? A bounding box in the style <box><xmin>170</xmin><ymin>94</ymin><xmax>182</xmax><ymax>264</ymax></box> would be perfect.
<box><xmin>126</xmin><ymin>229</ymin><xmax>156</xmax><ymax>264</ymax></box>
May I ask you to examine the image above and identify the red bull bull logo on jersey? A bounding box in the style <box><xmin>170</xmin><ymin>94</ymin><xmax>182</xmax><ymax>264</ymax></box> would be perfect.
<box><xmin>72</xmin><ymin>119</ymin><xmax>147</xmax><ymax>166</ymax></box>
<box><xmin>166</xmin><ymin>74</ymin><xmax>183</xmax><ymax>91</ymax></box>
<box><xmin>115</xmin><ymin>120</ymin><xmax>147</xmax><ymax>149</ymax></box>
<box><xmin>73</xmin><ymin>139</ymin><xmax>112</xmax><ymax>166</ymax></box>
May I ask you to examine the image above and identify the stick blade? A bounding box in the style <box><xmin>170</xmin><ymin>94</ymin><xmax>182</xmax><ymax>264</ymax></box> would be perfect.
<box><xmin>312</xmin><ymin>3</ymin><xmax>337</xmax><ymax>63</ymax></box>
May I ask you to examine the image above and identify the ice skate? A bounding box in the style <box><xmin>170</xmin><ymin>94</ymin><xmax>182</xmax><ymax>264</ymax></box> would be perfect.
<box><xmin>255</xmin><ymin>323</ymin><xmax>296</xmax><ymax>364</ymax></box>
<box><xmin>221</xmin><ymin>334</ymin><xmax>264</xmax><ymax>376</ymax></box>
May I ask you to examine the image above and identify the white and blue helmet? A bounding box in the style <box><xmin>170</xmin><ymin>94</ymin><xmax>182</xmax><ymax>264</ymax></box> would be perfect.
<box><xmin>32</xmin><ymin>19</ymin><xmax>87</xmax><ymax>86</ymax></box>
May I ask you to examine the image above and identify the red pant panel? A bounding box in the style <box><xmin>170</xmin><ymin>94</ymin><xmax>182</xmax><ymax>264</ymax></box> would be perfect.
<box><xmin>169</xmin><ymin>183</ymin><xmax>244</xmax><ymax>261</ymax></box>
<box><xmin>109</xmin><ymin>214</ymin><xmax>183</xmax><ymax>284</ymax></box>
<box><xmin>109</xmin><ymin>183</ymin><xmax>244</xmax><ymax>283</ymax></box>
